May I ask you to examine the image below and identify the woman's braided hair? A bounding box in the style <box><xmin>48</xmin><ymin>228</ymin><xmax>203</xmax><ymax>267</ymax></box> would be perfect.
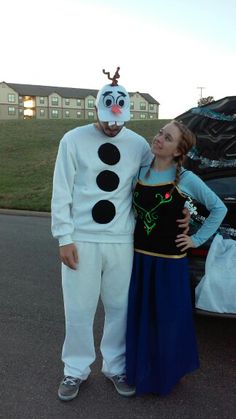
<box><xmin>145</xmin><ymin>120</ymin><xmax>196</xmax><ymax>195</ymax></box>
<box><xmin>170</xmin><ymin>120</ymin><xmax>196</xmax><ymax>193</ymax></box>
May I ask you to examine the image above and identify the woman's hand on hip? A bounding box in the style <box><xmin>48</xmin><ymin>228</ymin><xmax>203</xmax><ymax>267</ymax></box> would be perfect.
<box><xmin>175</xmin><ymin>234</ymin><xmax>195</xmax><ymax>252</ymax></box>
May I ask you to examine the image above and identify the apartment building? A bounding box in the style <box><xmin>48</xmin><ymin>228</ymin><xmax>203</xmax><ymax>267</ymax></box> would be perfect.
<box><xmin>0</xmin><ymin>82</ymin><xmax>159</xmax><ymax>121</ymax></box>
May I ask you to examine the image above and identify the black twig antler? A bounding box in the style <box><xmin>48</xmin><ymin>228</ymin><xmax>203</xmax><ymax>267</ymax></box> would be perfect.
<box><xmin>102</xmin><ymin>67</ymin><xmax>120</xmax><ymax>86</ymax></box>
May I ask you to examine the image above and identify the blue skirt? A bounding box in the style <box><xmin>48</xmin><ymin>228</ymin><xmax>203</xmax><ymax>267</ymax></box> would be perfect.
<box><xmin>126</xmin><ymin>251</ymin><xmax>199</xmax><ymax>396</ymax></box>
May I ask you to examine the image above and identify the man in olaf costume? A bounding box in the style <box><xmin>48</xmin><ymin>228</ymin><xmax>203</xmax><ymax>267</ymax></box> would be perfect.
<box><xmin>51</xmin><ymin>67</ymin><xmax>154</xmax><ymax>400</ymax></box>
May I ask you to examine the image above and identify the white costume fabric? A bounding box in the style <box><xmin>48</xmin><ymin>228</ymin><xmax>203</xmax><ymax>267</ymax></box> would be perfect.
<box><xmin>51</xmin><ymin>124</ymin><xmax>152</xmax><ymax>245</ymax></box>
<box><xmin>51</xmin><ymin>122</ymin><xmax>153</xmax><ymax>379</ymax></box>
<box><xmin>195</xmin><ymin>234</ymin><xmax>236</xmax><ymax>313</ymax></box>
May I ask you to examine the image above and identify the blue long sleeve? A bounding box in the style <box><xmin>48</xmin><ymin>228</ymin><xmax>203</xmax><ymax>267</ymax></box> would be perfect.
<box><xmin>179</xmin><ymin>171</ymin><xmax>227</xmax><ymax>247</ymax></box>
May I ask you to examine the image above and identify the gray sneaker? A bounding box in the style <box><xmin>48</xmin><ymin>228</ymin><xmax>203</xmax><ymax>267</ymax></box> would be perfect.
<box><xmin>108</xmin><ymin>374</ymin><xmax>136</xmax><ymax>397</ymax></box>
<box><xmin>58</xmin><ymin>376</ymin><xmax>83</xmax><ymax>401</ymax></box>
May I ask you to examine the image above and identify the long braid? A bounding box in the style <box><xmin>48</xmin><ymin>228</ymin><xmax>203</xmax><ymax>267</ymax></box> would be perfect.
<box><xmin>145</xmin><ymin>156</ymin><xmax>155</xmax><ymax>179</ymax></box>
<box><xmin>169</xmin><ymin>157</ymin><xmax>183</xmax><ymax>195</ymax></box>
<box><xmin>169</xmin><ymin>120</ymin><xmax>196</xmax><ymax>195</ymax></box>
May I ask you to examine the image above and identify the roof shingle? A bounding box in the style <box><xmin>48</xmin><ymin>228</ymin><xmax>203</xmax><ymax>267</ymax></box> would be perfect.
<box><xmin>6</xmin><ymin>82</ymin><xmax>159</xmax><ymax>104</ymax></box>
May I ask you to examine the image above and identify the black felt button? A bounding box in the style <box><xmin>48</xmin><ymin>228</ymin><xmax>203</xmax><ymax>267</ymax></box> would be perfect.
<box><xmin>98</xmin><ymin>143</ymin><xmax>120</xmax><ymax>165</ymax></box>
<box><xmin>96</xmin><ymin>170</ymin><xmax>120</xmax><ymax>191</ymax></box>
<box><xmin>92</xmin><ymin>200</ymin><xmax>116</xmax><ymax>223</ymax></box>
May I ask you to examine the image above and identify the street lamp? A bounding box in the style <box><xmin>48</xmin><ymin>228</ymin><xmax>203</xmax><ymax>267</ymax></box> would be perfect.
<box><xmin>197</xmin><ymin>86</ymin><xmax>205</xmax><ymax>98</ymax></box>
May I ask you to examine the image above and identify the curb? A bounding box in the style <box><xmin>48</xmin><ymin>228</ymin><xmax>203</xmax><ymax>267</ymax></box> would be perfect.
<box><xmin>0</xmin><ymin>208</ymin><xmax>51</xmax><ymax>218</ymax></box>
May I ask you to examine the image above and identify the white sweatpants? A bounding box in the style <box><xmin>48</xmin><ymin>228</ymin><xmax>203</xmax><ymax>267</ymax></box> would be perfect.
<box><xmin>61</xmin><ymin>241</ymin><xmax>133</xmax><ymax>380</ymax></box>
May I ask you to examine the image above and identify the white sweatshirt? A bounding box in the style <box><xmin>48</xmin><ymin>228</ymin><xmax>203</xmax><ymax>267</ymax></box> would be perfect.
<box><xmin>51</xmin><ymin>124</ymin><xmax>153</xmax><ymax>245</ymax></box>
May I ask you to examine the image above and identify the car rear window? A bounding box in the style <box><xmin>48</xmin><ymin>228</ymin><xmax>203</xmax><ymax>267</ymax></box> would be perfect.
<box><xmin>205</xmin><ymin>177</ymin><xmax>236</xmax><ymax>200</ymax></box>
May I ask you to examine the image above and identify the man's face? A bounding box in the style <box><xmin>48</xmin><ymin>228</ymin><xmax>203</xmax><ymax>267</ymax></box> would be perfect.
<box><xmin>95</xmin><ymin>107</ymin><xmax>124</xmax><ymax>137</ymax></box>
<box><xmin>98</xmin><ymin>120</ymin><xmax>124</xmax><ymax>137</ymax></box>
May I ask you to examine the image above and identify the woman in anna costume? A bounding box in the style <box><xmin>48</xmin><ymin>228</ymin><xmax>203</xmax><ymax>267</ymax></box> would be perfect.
<box><xmin>126</xmin><ymin>120</ymin><xmax>227</xmax><ymax>396</ymax></box>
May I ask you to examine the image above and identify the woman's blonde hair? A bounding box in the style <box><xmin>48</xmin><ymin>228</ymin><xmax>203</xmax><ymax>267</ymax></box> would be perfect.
<box><xmin>145</xmin><ymin>120</ymin><xmax>196</xmax><ymax>193</ymax></box>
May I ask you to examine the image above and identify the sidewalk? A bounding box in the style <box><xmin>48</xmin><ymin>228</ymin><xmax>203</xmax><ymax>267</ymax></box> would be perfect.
<box><xmin>0</xmin><ymin>208</ymin><xmax>51</xmax><ymax>217</ymax></box>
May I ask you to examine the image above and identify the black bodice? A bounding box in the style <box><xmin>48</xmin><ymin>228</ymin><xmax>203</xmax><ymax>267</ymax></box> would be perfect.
<box><xmin>133</xmin><ymin>181</ymin><xmax>187</xmax><ymax>257</ymax></box>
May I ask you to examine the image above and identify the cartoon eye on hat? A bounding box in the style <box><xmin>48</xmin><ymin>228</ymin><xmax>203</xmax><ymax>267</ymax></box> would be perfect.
<box><xmin>96</xmin><ymin>67</ymin><xmax>130</xmax><ymax>124</ymax></box>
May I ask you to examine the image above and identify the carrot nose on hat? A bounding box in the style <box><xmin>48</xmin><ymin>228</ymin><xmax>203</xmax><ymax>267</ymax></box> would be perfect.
<box><xmin>111</xmin><ymin>104</ymin><xmax>122</xmax><ymax>114</ymax></box>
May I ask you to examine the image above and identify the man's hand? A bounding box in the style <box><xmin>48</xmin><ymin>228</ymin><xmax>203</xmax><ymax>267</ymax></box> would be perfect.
<box><xmin>59</xmin><ymin>243</ymin><xmax>79</xmax><ymax>270</ymax></box>
<box><xmin>175</xmin><ymin>234</ymin><xmax>195</xmax><ymax>252</ymax></box>
<box><xmin>176</xmin><ymin>207</ymin><xmax>190</xmax><ymax>235</ymax></box>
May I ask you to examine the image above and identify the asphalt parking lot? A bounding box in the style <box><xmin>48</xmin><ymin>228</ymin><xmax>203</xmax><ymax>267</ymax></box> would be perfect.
<box><xmin>0</xmin><ymin>212</ymin><xmax>235</xmax><ymax>419</ymax></box>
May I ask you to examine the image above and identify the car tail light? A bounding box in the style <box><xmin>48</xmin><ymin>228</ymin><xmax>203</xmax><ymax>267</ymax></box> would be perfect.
<box><xmin>189</xmin><ymin>248</ymin><xmax>208</xmax><ymax>257</ymax></box>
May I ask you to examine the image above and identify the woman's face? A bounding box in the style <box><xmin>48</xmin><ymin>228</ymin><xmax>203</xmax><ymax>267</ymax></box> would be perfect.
<box><xmin>151</xmin><ymin>122</ymin><xmax>181</xmax><ymax>159</ymax></box>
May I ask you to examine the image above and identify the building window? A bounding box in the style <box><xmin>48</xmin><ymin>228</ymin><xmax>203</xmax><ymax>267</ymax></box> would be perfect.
<box><xmin>130</xmin><ymin>113</ymin><xmax>134</xmax><ymax>119</ymax></box>
<box><xmin>88</xmin><ymin>99</ymin><xmax>94</xmax><ymax>108</ymax></box>
<box><xmin>51</xmin><ymin>96</ymin><xmax>59</xmax><ymax>106</ymax></box>
<box><xmin>65</xmin><ymin>98</ymin><xmax>70</xmax><ymax>106</ymax></box>
<box><xmin>149</xmin><ymin>104</ymin><xmax>154</xmax><ymax>111</ymax></box>
<box><xmin>88</xmin><ymin>111</ymin><xmax>95</xmax><ymax>118</ymax></box>
<box><xmin>8</xmin><ymin>94</ymin><xmax>15</xmax><ymax>103</ymax></box>
<box><xmin>8</xmin><ymin>106</ymin><xmax>16</xmax><ymax>115</ymax></box>
<box><xmin>140</xmin><ymin>102</ymin><xmax>146</xmax><ymax>110</ymax></box>
<box><xmin>130</xmin><ymin>102</ymin><xmax>134</xmax><ymax>110</ymax></box>
<box><xmin>65</xmin><ymin>110</ymin><xmax>70</xmax><ymax>118</ymax></box>
<box><xmin>77</xmin><ymin>111</ymin><xmax>81</xmax><ymax>118</ymax></box>
<box><xmin>40</xmin><ymin>109</ymin><xmax>45</xmax><ymax>116</ymax></box>
<box><xmin>77</xmin><ymin>99</ymin><xmax>81</xmax><ymax>106</ymax></box>
<box><xmin>39</xmin><ymin>97</ymin><xmax>45</xmax><ymax>105</ymax></box>
<box><xmin>51</xmin><ymin>109</ymin><xmax>59</xmax><ymax>118</ymax></box>
<box><xmin>149</xmin><ymin>114</ymin><xmax>154</xmax><ymax>119</ymax></box>
<box><xmin>140</xmin><ymin>114</ymin><xmax>146</xmax><ymax>119</ymax></box>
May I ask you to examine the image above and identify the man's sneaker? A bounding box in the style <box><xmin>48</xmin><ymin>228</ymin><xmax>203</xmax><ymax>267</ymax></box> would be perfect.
<box><xmin>58</xmin><ymin>376</ymin><xmax>83</xmax><ymax>401</ymax></box>
<box><xmin>108</xmin><ymin>374</ymin><xmax>136</xmax><ymax>397</ymax></box>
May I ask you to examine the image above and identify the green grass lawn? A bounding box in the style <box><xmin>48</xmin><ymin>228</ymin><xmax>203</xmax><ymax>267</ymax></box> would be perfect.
<box><xmin>0</xmin><ymin>118</ymin><xmax>170</xmax><ymax>211</ymax></box>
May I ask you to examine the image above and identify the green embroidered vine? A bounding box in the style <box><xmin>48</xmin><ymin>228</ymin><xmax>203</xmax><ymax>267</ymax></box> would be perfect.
<box><xmin>133</xmin><ymin>191</ymin><xmax>172</xmax><ymax>235</ymax></box>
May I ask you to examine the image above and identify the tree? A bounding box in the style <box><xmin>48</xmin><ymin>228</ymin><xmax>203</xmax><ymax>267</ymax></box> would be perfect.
<box><xmin>198</xmin><ymin>96</ymin><xmax>214</xmax><ymax>106</ymax></box>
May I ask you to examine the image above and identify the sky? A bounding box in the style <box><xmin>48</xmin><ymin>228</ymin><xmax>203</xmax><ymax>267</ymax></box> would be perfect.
<box><xmin>1</xmin><ymin>0</ymin><xmax>236</xmax><ymax>118</ymax></box>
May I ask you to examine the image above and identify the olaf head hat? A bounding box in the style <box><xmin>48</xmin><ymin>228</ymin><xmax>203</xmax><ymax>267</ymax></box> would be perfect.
<box><xmin>96</xmin><ymin>67</ymin><xmax>130</xmax><ymax>124</ymax></box>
